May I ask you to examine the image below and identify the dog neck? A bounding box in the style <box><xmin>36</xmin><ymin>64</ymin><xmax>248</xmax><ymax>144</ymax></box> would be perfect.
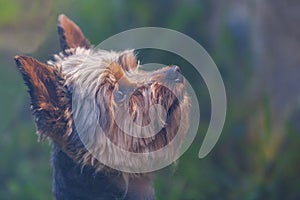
<box><xmin>51</xmin><ymin>143</ymin><xmax>155</xmax><ymax>200</ymax></box>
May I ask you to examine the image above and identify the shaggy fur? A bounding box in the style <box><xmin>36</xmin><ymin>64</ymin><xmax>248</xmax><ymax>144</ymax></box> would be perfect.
<box><xmin>14</xmin><ymin>14</ymin><xmax>189</xmax><ymax>200</ymax></box>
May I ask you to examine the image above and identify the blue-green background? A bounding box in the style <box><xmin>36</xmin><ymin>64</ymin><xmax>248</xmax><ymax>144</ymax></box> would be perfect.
<box><xmin>1</xmin><ymin>0</ymin><xmax>299</xmax><ymax>199</ymax></box>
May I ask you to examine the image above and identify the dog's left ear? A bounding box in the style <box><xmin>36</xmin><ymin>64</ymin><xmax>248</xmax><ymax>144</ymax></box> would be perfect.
<box><xmin>14</xmin><ymin>55</ymin><xmax>71</xmax><ymax>141</ymax></box>
<box><xmin>57</xmin><ymin>14</ymin><xmax>90</xmax><ymax>51</ymax></box>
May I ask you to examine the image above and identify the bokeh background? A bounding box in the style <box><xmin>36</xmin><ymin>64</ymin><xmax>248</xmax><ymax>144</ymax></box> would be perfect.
<box><xmin>1</xmin><ymin>0</ymin><xmax>300</xmax><ymax>199</ymax></box>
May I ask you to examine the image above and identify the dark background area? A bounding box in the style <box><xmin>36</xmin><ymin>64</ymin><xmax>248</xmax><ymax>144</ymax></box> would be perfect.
<box><xmin>1</xmin><ymin>0</ymin><xmax>300</xmax><ymax>199</ymax></box>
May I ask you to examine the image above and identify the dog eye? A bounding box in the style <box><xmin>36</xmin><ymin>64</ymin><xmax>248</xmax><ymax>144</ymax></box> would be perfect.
<box><xmin>114</xmin><ymin>90</ymin><xmax>126</xmax><ymax>102</ymax></box>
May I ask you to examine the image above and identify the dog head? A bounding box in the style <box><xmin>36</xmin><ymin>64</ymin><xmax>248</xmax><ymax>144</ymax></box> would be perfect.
<box><xmin>15</xmin><ymin>14</ymin><xmax>190</xmax><ymax>172</ymax></box>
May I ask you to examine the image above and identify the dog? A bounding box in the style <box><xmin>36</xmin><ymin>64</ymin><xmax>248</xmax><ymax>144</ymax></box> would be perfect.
<box><xmin>14</xmin><ymin>14</ymin><xmax>189</xmax><ymax>200</ymax></box>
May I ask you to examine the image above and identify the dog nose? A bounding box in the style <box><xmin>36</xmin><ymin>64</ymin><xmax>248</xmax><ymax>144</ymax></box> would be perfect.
<box><xmin>166</xmin><ymin>65</ymin><xmax>183</xmax><ymax>83</ymax></box>
<box><xmin>172</xmin><ymin>65</ymin><xmax>181</xmax><ymax>73</ymax></box>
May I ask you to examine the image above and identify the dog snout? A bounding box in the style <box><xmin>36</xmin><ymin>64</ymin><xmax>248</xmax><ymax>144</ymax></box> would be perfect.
<box><xmin>165</xmin><ymin>65</ymin><xmax>183</xmax><ymax>83</ymax></box>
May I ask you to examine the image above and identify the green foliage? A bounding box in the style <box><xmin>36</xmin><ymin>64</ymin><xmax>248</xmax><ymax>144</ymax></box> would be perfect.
<box><xmin>0</xmin><ymin>0</ymin><xmax>21</xmax><ymax>25</ymax></box>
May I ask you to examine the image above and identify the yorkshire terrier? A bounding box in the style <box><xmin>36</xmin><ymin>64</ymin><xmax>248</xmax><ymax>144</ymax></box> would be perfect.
<box><xmin>15</xmin><ymin>14</ymin><xmax>189</xmax><ymax>200</ymax></box>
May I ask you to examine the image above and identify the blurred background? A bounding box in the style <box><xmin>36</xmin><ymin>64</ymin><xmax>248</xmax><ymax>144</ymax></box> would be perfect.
<box><xmin>1</xmin><ymin>0</ymin><xmax>299</xmax><ymax>199</ymax></box>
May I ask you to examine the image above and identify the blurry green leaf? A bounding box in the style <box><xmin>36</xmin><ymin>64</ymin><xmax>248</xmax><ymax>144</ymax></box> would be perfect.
<box><xmin>0</xmin><ymin>0</ymin><xmax>21</xmax><ymax>25</ymax></box>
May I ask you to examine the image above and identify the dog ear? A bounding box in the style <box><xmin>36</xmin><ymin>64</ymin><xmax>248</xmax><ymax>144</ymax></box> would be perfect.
<box><xmin>57</xmin><ymin>14</ymin><xmax>90</xmax><ymax>51</ymax></box>
<box><xmin>14</xmin><ymin>55</ymin><xmax>71</xmax><ymax>142</ymax></box>
<box><xmin>117</xmin><ymin>50</ymin><xmax>138</xmax><ymax>71</ymax></box>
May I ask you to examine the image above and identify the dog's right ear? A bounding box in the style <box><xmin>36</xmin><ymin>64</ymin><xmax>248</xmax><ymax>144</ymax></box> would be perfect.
<box><xmin>57</xmin><ymin>14</ymin><xmax>90</xmax><ymax>51</ymax></box>
<box><xmin>14</xmin><ymin>55</ymin><xmax>71</xmax><ymax>142</ymax></box>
